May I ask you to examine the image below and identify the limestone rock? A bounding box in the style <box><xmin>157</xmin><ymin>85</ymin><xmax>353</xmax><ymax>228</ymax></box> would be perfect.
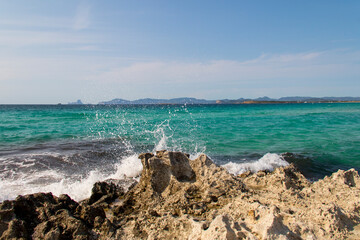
<box><xmin>190</xmin><ymin>214</ymin><xmax>255</xmax><ymax>240</ymax></box>
<box><xmin>1</xmin><ymin>151</ymin><xmax>360</xmax><ymax>240</ymax></box>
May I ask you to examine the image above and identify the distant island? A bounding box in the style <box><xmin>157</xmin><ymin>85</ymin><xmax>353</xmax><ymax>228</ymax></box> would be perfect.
<box><xmin>68</xmin><ymin>99</ymin><xmax>83</xmax><ymax>105</ymax></box>
<box><xmin>97</xmin><ymin>96</ymin><xmax>360</xmax><ymax>105</ymax></box>
<box><xmin>98</xmin><ymin>97</ymin><xmax>216</xmax><ymax>105</ymax></box>
<box><xmin>68</xmin><ymin>97</ymin><xmax>360</xmax><ymax>105</ymax></box>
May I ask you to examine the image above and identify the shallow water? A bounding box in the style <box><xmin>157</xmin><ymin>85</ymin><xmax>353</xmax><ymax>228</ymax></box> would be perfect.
<box><xmin>1</xmin><ymin>103</ymin><xmax>359</xmax><ymax>201</ymax></box>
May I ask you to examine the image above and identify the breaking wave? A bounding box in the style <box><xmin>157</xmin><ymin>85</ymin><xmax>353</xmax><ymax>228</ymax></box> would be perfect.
<box><xmin>0</xmin><ymin>153</ymin><xmax>143</xmax><ymax>202</ymax></box>
<box><xmin>0</xmin><ymin>117</ymin><xmax>288</xmax><ymax>202</ymax></box>
<box><xmin>222</xmin><ymin>153</ymin><xmax>290</xmax><ymax>175</ymax></box>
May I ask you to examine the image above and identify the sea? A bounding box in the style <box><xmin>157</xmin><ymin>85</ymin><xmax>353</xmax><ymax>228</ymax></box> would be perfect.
<box><xmin>1</xmin><ymin>103</ymin><xmax>360</xmax><ymax>202</ymax></box>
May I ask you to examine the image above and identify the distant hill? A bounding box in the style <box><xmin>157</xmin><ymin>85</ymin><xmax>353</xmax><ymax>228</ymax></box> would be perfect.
<box><xmin>277</xmin><ymin>96</ymin><xmax>360</xmax><ymax>102</ymax></box>
<box><xmin>254</xmin><ymin>96</ymin><xmax>276</xmax><ymax>101</ymax></box>
<box><xmin>98</xmin><ymin>96</ymin><xmax>360</xmax><ymax>105</ymax></box>
<box><xmin>99</xmin><ymin>97</ymin><xmax>216</xmax><ymax>105</ymax></box>
<box><xmin>217</xmin><ymin>96</ymin><xmax>360</xmax><ymax>104</ymax></box>
<box><xmin>98</xmin><ymin>98</ymin><xmax>131</xmax><ymax>104</ymax></box>
<box><xmin>277</xmin><ymin>96</ymin><xmax>312</xmax><ymax>101</ymax></box>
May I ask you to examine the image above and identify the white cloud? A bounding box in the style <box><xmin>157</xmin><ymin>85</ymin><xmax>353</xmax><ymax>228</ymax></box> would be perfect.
<box><xmin>0</xmin><ymin>11</ymin><xmax>95</xmax><ymax>48</ymax></box>
<box><xmin>0</xmin><ymin>3</ymin><xmax>93</xmax><ymax>48</ymax></box>
<box><xmin>83</xmin><ymin>49</ymin><xmax>359</xmax><ymax>100</ymax></box>
<box><xmin>90</xmin><ymin>50</ymin><xmax>353</xmax><ymax>85</ymax></box>
<box><xmin>0</xmin><ymin>49</ymin><xmax>359</xmax><ymax>103</ymax></box>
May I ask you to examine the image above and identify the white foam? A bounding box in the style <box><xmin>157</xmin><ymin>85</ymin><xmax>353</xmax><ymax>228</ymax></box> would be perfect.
<box><xmin>108</xmin><ymin>154</ymin><xmax>143</xmax><ymax>179</ymax></box>
<box><xmin>0</xmin><ymin>150</ymin><xmax>287</xmax><ymax>202</ymax></box>
<box><xmin>0</xmin><ymin>119</ymin><xmax>205</xmax><ymax>202</ymax></box>
<box><xmin>0</xmin><ymin>154</ymin><xmax>143</xmax><ymax>202</ymax></box>
<box><xmin>222</xmin><ymin>153</ymin><xmax>289</xmax><ymax>175</ymax></box>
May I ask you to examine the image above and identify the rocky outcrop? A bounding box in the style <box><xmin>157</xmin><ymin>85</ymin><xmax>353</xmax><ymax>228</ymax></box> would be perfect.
<box><xmin>1</xmin><ymin>151</ymin><xmax>360</xmax><ymax>239</ymax></box>
<box><xmin>0</xmin><ymin>193</ymin><xmax>90</xmax><ymax>240</ymax></box>
<box><xmin>0</xmin><ymin>185</ymin><xmax>117</xmax><ymax>239</ymax></box>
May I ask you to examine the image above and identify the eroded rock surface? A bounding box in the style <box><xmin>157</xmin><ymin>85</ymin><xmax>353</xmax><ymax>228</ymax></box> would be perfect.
<box><xmin>1</xmin><ymin>151</ymin><xmax>360</xmax><ymax>239</ymax></box>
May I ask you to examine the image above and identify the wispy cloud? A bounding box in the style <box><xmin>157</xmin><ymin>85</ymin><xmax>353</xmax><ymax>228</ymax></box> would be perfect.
<box><xmin>85</xmin><ymin>49</ymin><xmax>360</xmax><ymax>99</ymax></box>
<box><xmin>0</xmin><ymin>5</ymin><xmax>96</xmax><ymax>49</ymax></box>
<box><xmin>91</xmin><ymin>50</ymin><xmax>340</xmax><ymax>85</ymax></box>
<box><xmin>73</xmin><ymin>3</ymin><xmax>91</xmax><ymax>30</ymax></box>
<box><xmin>242</xmin><ymin>51</ymin><xmax>324</xmax><ymax>65</ymax></box>
<box><xmin>0</xmin><ymin>17</ymin><xmax>70</xmax><ymax>29</ymax></box>
<box><xmin>0</xmin><ymin>30</ymin><xmax>97</xmax><ymax>47</ymax></box>
<box><xmin>0</xmin><ymin>49</ymin><xmax>359</xmax><ymax>103</ymax></box>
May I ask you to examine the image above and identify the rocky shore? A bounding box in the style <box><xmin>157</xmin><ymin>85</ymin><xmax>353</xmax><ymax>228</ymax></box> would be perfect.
<box><xmin>1</xmin><ymin>151</ymin><xmax>360</xmax><ymax>239</ymax></box>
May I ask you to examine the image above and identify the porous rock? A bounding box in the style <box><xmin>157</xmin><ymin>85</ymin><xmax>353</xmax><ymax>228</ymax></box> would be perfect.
<box><xmin>1</xmin><ymin>151</ymin><xmax>360</xmax><ymax>240</ymax></box>
<box><xmin>111</xmin><ymin>151</ymin><xmax>360</xmax><ymax>239</ymax></box>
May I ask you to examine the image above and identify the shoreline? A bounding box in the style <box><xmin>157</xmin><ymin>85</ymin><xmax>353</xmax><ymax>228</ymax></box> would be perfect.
<box><xmin>1</xmin><ymin>151</ymin><xmax>359</xmax><ymax>239</ymax></box>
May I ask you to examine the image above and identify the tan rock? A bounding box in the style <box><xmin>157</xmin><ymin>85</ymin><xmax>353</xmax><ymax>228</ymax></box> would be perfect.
<box><xmin>1</xmin><ymin>151</ymin><xmax>360</xmax><ymax>240</ymax></box>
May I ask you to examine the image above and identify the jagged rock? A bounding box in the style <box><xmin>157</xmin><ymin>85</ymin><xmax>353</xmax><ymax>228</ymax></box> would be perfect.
<box><xmin>242</xmin><ymin>163</ymin><xmax>310</xmax><ymax>192</ymax></box>
<box><xmin>32</xmin><ymin>209</ymin><xmax>89</xmax><ymax>240</ymax></box>
<box><xmin>252</xmin><ymin>206</ymin><xmax>294</xmax><ymax>240</ymax></box>
<box><xmin>86</xmin><ymin>181</ymin><xmax>125</xmax><ymax>206</ymax></box>
<box><xmin>104</xmin><ymin>178</ymin><xmax>137</xmax><ymax>192</ymax></box>
<box><xmin>1</xmin><ymin>151</ymin><xmax>360</xmax><ymax>239</ymax></box>
<box><xmin>1</xmin><ymin>219</ymin><xmax>28</xmax><ymax>240</ymax></box>
<box><xmin>118</xmin><ymin>151</ymin><xmax>246</xmax><ymax>218</ymax></box>
<box><xmin>190</xmin><ymin>214</ymin><xmax>253</xmax><ymax>240</ymax></box>
<box><xmin>75</xmin><ymin>204</ymin><xmax>106</xmax><ymax>227</ymax></box>
<box><xmin>0</xmin><ymin>193</ymin><xmax>94</xmax><ymax>239</ymax></box>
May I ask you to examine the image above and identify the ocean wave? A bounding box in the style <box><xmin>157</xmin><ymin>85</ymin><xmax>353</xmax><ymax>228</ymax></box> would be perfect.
<box><xmin>0</xmin><ymin>151</ymin><xmax>292</xmax><ymax>202</ymax></box>
<box><xmin>0</xmin><ymin>154</ymin><xmax>143</xmax><ymax>202</ymax></box>
<box><xmin>0</xmin><ymin>123</ymin><xmax>291</xmax><ymax>203</ymax></box>
<box><xmin>221</xmin><ymin>153</ymin><xmax>289</xmax><ymax>175</ymax></box>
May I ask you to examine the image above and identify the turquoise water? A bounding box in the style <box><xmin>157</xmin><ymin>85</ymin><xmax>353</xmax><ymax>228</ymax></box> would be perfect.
<box><xmin>1</xmin><ymin>103</ymin><xmax>360</xmax><ymax>200</ymax></box>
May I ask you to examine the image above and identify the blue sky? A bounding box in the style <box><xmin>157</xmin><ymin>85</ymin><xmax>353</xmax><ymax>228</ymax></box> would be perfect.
<box><xmin>0</xmin><ymin>1</ymin><xmax>359</xmax><ymax>103</ymax></box>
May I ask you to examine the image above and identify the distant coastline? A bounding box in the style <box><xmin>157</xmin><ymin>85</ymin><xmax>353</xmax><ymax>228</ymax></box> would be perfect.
<box><xmin>216</xmin><ymin>100</ymin><xmax>360</xmax><ymax>104</ymax></box>
<box><xmin>66</xmin><ymin>96</ymin><xmax>360</xmax><ymax>105</ymax></box>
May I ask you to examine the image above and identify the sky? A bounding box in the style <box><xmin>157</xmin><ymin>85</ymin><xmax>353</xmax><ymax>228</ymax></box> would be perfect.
<box><xmin>0</xmin><ymin>1</ymin><xmax>359</xmax><ymax>104</ymax></box>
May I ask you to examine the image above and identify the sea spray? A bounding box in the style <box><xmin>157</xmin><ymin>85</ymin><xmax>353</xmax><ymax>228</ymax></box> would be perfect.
<box><xmin>0</xmin><ymin>151</ymin><xmax>288</xmax><ymax>202</ymax></box>
<box><xmin>0</xmin><ymin>154</ymin><xmax>143</xmax><ymax>202</ymax></box>
<box><xmin>150</xmin><ymin>120</ymin><xmax>172</xmax><ymax>151</ymax></box>
<box><xmin>0</xmin><ymin>110</ymin><xmax>203</xmax><ymax>202</ymax></box>
<box><xmin>1</xmin><ymin>104</ymin><xmax>360</xmax><ymax>202</ymax></box>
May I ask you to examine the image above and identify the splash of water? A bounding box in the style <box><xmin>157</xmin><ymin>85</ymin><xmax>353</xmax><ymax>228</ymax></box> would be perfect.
<box><xmin>222</xmin><ymin>153</ymin><xmax>289</xmax><ymax>175</ymax></box>
<box><xmin>0</xmin><ymin>154</ymin><xmax>143</xmax><ymax>202</ymax></box>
